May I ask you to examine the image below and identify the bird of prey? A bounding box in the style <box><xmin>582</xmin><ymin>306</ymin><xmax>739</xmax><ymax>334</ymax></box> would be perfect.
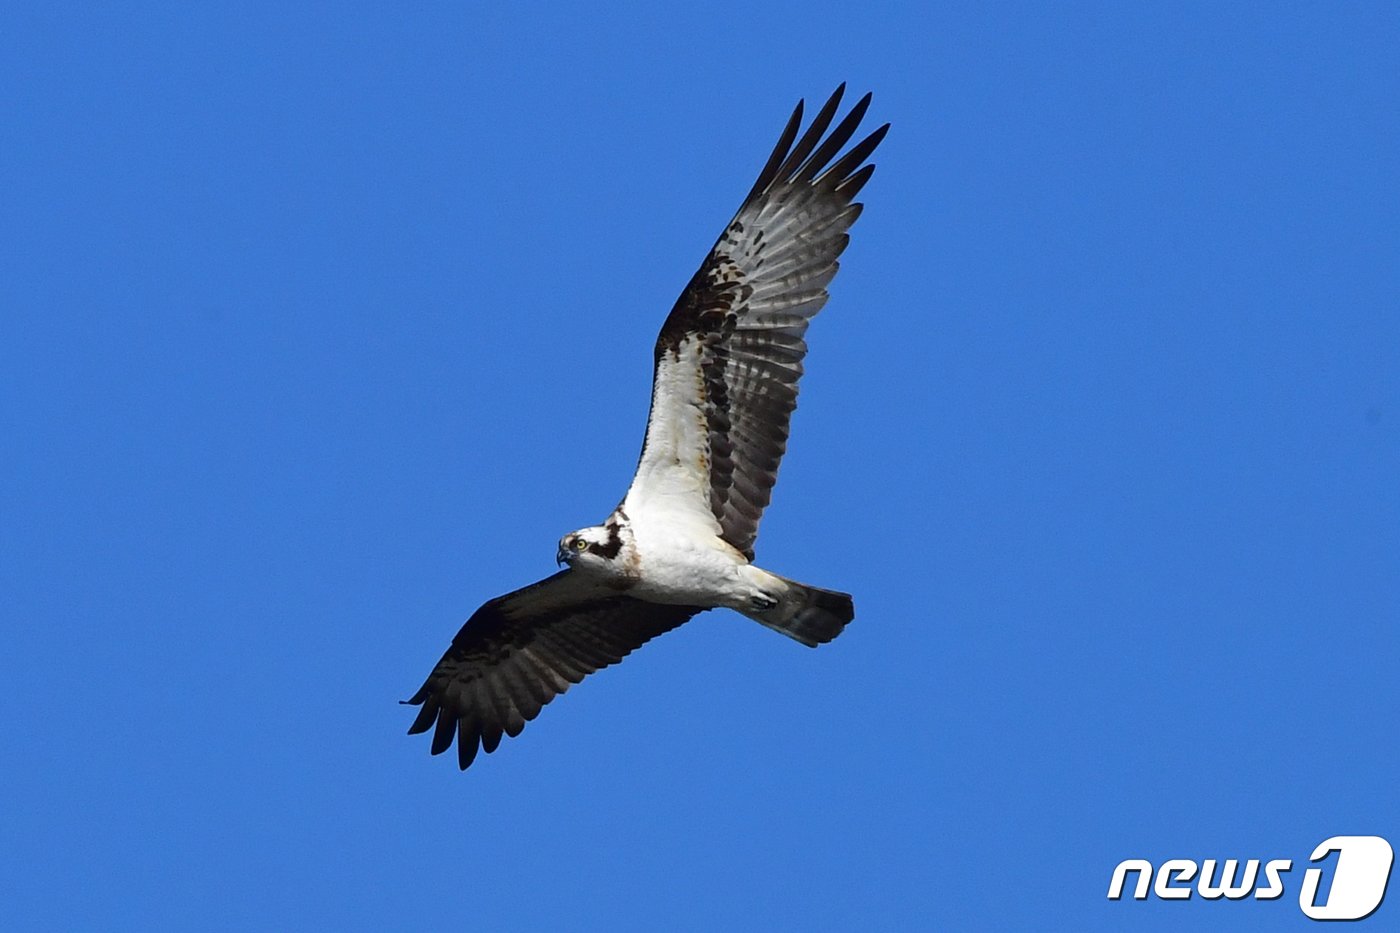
<box><xmin>405</xmin><ymin>86</ymin><xmax>887</xmax><ymax>770</ymax></box>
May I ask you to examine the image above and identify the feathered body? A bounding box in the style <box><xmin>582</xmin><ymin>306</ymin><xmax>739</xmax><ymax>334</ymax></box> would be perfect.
<box><xmin>406</xmin><ymin>86</ymin><xmax>887</xmax><ymax>770</ymax></box>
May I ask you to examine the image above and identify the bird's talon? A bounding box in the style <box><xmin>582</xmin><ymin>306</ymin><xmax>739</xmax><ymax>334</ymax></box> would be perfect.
<box><xmin>749</xmin><ymin>594</ymin><xmax>779</xmax><ymax>612</ymax></box>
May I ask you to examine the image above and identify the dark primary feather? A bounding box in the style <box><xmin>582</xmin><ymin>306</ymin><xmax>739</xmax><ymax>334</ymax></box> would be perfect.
<box><xmin>404</xmin><ymin>572</ymin><xmax>702</xmax><ymax>770</ymax></box>
<box><xmin>653</xmin><ymin>85</ymin><xmax>888</xmax><ymax>560</ymax></box>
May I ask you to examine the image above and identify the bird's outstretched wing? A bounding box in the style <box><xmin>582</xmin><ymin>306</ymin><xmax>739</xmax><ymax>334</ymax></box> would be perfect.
<box><xmin>624</xmin><ymin>85</ymin><xmax>888</xmax><ymax>559</ymax></box>
<box><xmin>404</xmin><ymin>572</ymin><xmax>702</xmax><ymax>770</ymax></box>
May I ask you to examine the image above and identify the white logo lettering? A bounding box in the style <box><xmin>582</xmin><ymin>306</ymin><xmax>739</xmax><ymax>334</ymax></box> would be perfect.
<box><xmin>1298</xmin><ymin>836</ymin><xmax>1393</xmax><ymax>921</ymax></box>
<box><xmin>1107</xmin><ymin>838</ymin><xmax>1392</xmax><ymax>920</ymax></box>
<box><xmin>1154</xmin><ymin>859</ymin><xmax>1196</xmax><ymax>899</ymax></box>
<box><xmin>1197</xmin><ymin>859</ymin><xmax>1258</xmax><ymax>899</ymax></box>
<box><xmin>1107</xmin><ymin>859</ymin><xmax>1151</xmax><ymax>900</ymax></box>
<box><xmin>1257</xmin><ymin>859</ymin><xmax>1291</xmax><ymax>900</ymax></box>
<box><xmin>1108</xmin><ymin>857</ymin><xmax>1294</xmax><ymax>901</ymax></box>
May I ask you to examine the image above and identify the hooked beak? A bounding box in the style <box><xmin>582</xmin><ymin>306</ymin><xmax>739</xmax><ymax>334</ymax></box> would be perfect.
<box><xmin>556</xmin><ymin>545</ymin><xmax>569</xmax><ymax>567</ymax></box>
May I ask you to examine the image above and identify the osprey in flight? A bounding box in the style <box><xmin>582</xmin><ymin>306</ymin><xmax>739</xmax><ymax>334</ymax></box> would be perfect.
<box><xmin>406</xmin><ymin>86</ymin><xmax>887</xmax><ymax>770</ymax></box>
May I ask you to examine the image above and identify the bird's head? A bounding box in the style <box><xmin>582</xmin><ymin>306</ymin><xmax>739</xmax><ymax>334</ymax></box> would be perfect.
<box><xmin>557</xmin><ymin>524</ymin><xmax>621</xmax><ymax>569</ymax></box>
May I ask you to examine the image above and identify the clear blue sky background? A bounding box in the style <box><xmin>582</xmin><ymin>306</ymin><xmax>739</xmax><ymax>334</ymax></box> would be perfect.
<box><xmin>3</xmin><ymin>3</ymin><xmax>1397</xmax><ymax>930</ymax></box>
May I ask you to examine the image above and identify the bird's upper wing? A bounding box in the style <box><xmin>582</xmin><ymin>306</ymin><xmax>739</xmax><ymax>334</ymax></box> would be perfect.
<box><xmin>404</xmin><ymin>571</ymin><xmax>702</xmax><ymax>770</ymax></box>
<box><xmin>623</xmin><ymin>85</ymin><xmax>888</xmax><ymax>559</ymax></box>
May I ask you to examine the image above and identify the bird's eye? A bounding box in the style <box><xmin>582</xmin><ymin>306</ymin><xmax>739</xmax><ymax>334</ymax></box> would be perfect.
<box><xmin>573</xmin><ymin>538</ymin><xmax>588</xmax><ymax>551</ymax></box>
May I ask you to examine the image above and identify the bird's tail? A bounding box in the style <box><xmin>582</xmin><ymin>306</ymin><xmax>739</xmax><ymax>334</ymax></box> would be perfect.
<box><xmin>744</xmin><ymin>575</ymin><xmax>854</xmax><ymax>647</ymax></box>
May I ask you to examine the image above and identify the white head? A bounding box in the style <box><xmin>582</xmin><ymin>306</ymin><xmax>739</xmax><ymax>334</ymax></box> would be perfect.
<box><xmin>556</xmin><ymin>523</ymin><xmax>623</xmax><ymax>570</ymax></box>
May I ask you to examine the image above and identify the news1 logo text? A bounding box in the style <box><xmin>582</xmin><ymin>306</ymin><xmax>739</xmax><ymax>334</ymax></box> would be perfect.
<box><xmin>1108</xmin><ymin>835</ymin><xmax>1393</xmax><ymax>921</ymax></box>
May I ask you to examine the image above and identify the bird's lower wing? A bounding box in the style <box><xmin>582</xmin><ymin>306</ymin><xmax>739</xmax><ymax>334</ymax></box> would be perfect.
<box><xmin>404</xmin><ymin>571</ymin><xmax>703</xmax><ymax>770</ymax></box>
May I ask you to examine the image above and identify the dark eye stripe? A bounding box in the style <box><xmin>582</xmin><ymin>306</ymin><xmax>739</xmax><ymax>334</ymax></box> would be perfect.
<box><xmin>585</xmin><ymin>522</ymin><xmax>623</xmax><ymax>560</ymax></box>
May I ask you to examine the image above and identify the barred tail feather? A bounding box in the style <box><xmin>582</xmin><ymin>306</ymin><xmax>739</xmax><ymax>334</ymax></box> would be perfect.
<box><xmin>747</xmin><ymin>576</ymin><xmax>854</xmax><ymax>647</ymax></box>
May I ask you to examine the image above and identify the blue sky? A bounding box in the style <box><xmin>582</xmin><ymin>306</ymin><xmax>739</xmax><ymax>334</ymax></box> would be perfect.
<box><xmin>4</xmin><ymin>2</ymin><xmax>1397</xmax><ymax>930</ymax></box>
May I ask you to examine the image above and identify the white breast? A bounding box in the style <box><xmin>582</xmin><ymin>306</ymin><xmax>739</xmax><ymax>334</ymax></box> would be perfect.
<box><xmin>625</xmin><ymin>507</ymin><xmax>749</xmax><ymax>607</ymax></box>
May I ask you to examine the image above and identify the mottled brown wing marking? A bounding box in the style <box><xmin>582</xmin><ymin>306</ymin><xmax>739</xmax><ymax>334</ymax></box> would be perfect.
<box><xmin>647</xmin><ymin>85</ymin><xmax>887</xmax><ymax>559</ymax></box>
<box><xmin>404</xmin><ymin>571</ymin><xmax>702</xmax><ymax>770</ymax></box>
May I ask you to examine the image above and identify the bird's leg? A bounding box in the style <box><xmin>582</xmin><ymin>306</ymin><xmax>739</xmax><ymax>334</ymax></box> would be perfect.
<box><xmin>748</xmin><ymin>592</ymin><xmax>780</xmax><ymax>612</ymax></box>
